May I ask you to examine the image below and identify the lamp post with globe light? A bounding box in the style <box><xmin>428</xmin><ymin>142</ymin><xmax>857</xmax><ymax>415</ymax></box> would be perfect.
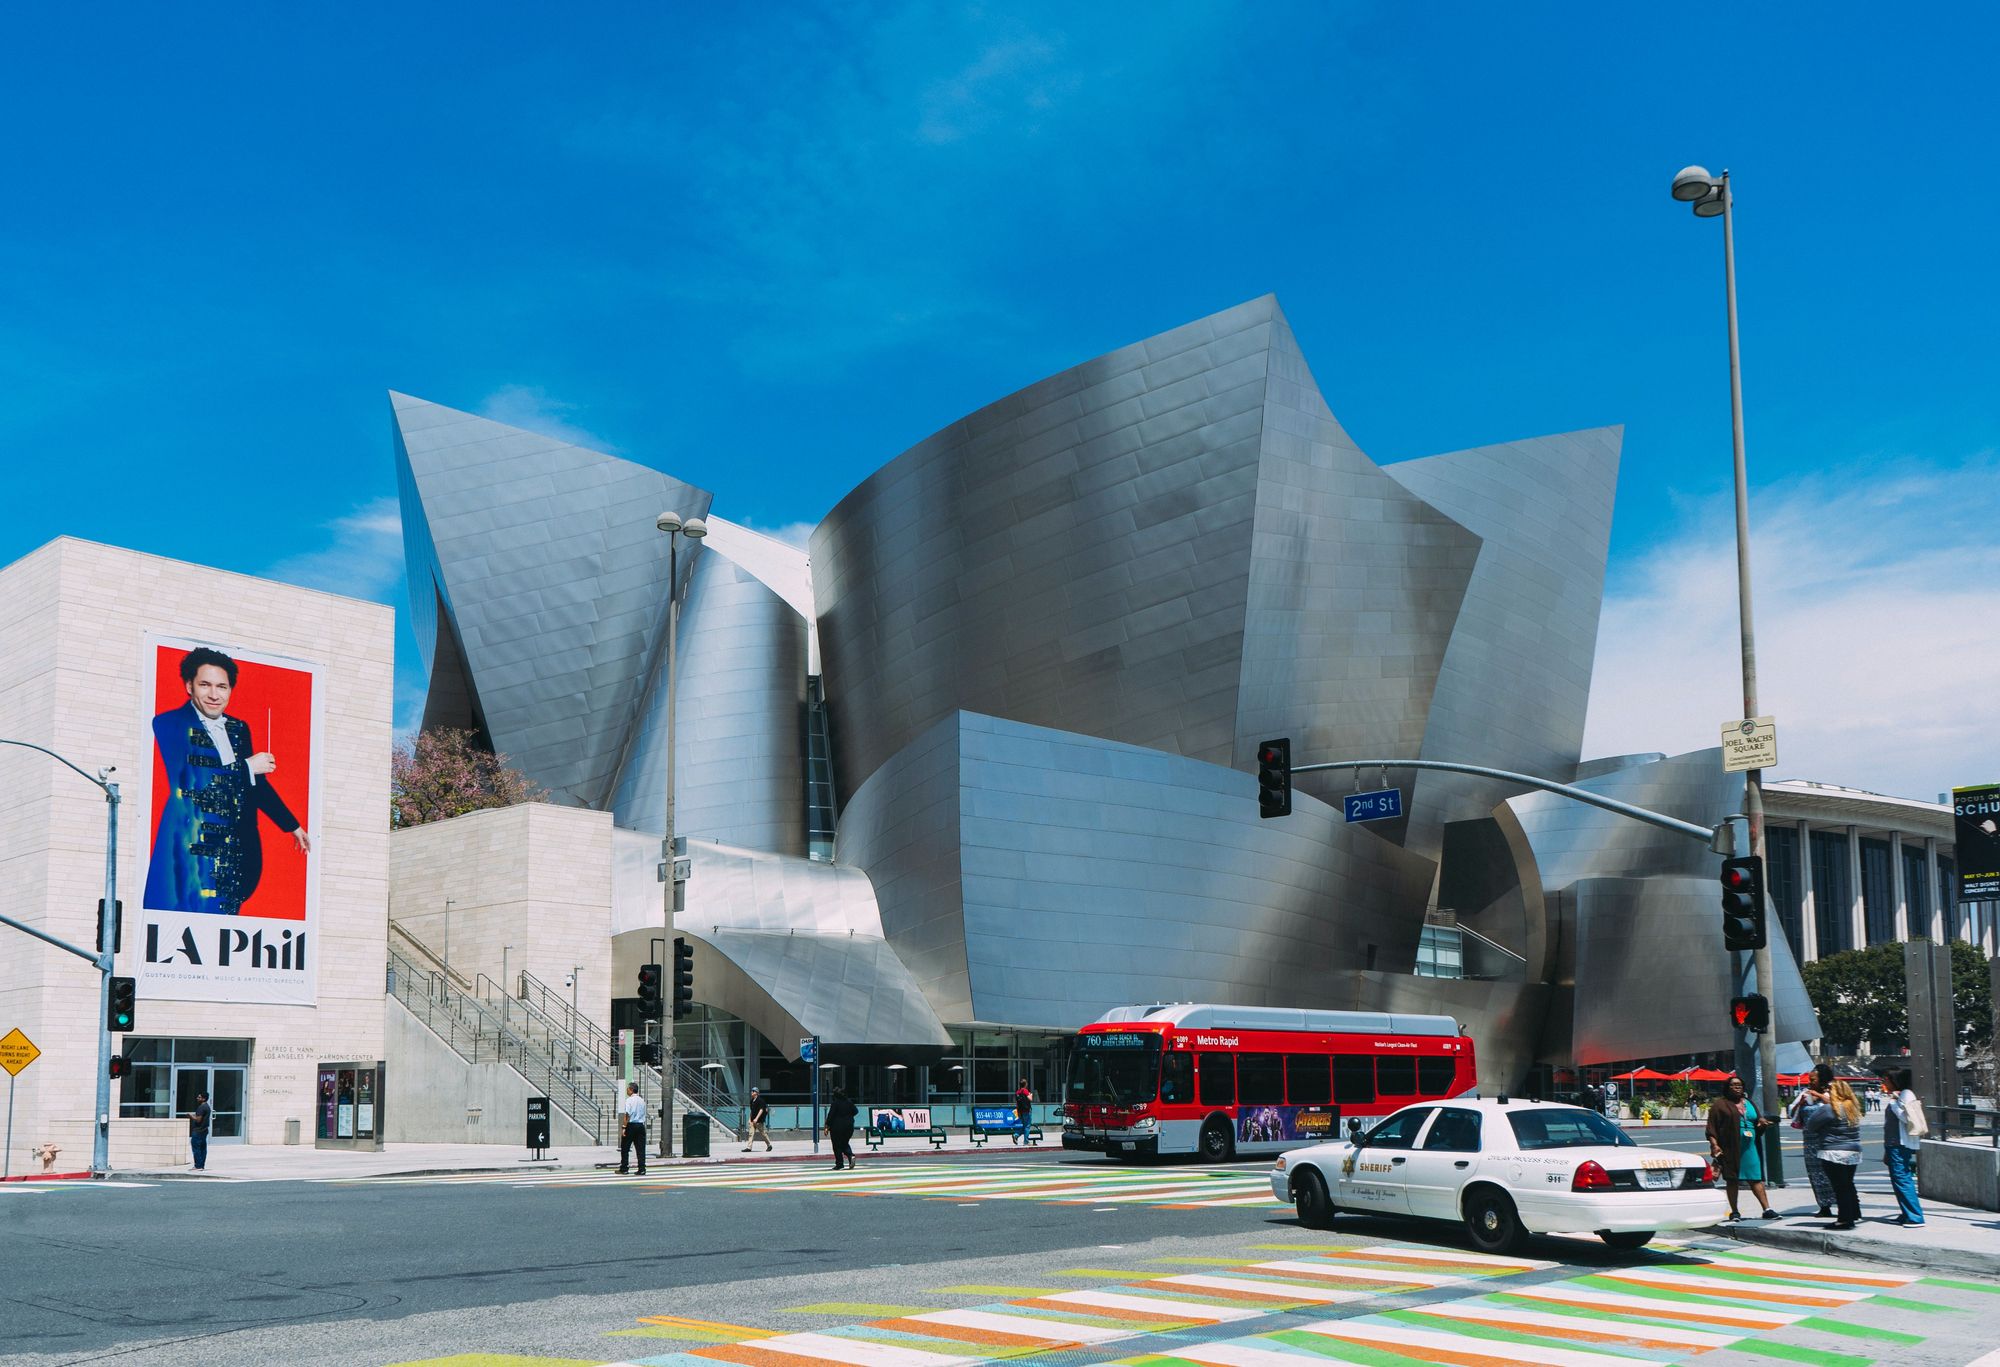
<box><xmin>1669</xmin><ymin>164</ymin><xmax>1783</xmax><ymax>1183</ymax></box>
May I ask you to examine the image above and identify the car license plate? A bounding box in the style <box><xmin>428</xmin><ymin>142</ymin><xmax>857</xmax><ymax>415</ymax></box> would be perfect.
<box><xmin>1640</xmin><ymin>1169</ymin><xmax>1678</xmax><ymax>1189</ymax></box>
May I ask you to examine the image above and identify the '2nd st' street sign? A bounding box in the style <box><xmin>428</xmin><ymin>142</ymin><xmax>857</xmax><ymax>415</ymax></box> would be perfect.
<box><xmin>1343</xmin><ymin>788</ymin><xmax>1404</xmax><ymax>823</ymax></box>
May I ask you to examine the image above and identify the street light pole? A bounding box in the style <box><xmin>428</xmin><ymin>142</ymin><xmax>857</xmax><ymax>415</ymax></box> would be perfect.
<box><xmin>655</xmin><ymin>510</ymin><xmax>706</xmax><ymax>1157</ymax></box>
<box><xmin>1672</xmin><ymin>164</ymin><xmax>1783</xmax><ymax>1181</ymax></box>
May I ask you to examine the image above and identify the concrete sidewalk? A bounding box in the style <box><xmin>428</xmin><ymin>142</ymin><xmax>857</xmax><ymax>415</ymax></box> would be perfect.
<box><xmin>116</xmin><ymin>1130</ymin><xmax>1057</xmax><ymax>1181</ymax></box>
<box><xmin>1711</xmin><ymin>1183</ymin><xmax>2000</xmax><ymax>1279</ymax></box>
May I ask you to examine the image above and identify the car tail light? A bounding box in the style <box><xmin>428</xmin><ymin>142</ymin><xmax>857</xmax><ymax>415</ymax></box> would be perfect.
<box><xmin>1696</xmin><ymin>1159</ymin><xmax>1714</xmax><ymax>1185</ymax></box>
<box><xmin>1572</xmin><ymin>1160</ymin><xmax>1613</xmax><ymax>1191</ymax></box>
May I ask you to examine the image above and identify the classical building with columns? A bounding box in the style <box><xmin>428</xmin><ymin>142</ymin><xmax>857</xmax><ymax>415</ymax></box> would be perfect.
<box><xmin>1764</xmin><ymin>781</ymin><xmax>1991</xmax><ymax>963</ymax></box>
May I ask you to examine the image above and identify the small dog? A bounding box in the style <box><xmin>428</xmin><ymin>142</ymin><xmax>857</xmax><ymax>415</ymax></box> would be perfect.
<box><xmin>33</xmin><ymin>1143</ymin><xmax>61</xmax><ymax>1173</ymax></box>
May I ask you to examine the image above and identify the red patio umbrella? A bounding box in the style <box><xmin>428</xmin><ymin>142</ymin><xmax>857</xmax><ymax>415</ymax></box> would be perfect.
<box><xmin>1688</xmin><ymin>1068</ymin><xmax>1733</xmax><ymax>1082</ymax></box>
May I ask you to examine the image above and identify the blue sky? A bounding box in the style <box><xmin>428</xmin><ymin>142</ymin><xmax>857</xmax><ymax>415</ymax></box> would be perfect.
<box><xmin>3</xmin><ymin>5</ymin><xmax>1994</xmax><ymax>798</ymax></box>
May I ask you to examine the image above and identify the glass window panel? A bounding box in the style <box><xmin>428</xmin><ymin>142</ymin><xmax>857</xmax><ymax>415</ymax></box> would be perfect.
<box><xmin>1333</xmin><ymin>1055</ymin><xmax>1375</xmax><ymax>1105</ymax></box>
<box><xmin>1421</xmin><ymin>1108</ymin><xmax>1482</xmax><ymax>1152</ymax></box>
<box><xmin>1378</xmin><ymin>1056</ymin><xmax>1417</xmax><ymax>1097</ymax></box>
<box><xmin>175</xmin><ymin>1039</ymin><xmax>251</xmax><ymax>1064</ymax></box>
<box><xmin>1197</xmin><ymin>1052</ymin><xmax>1234</xmax><ymax>1105</ymax></box>
<box><xmin>1159</xmin><ymin>1051</ymin><xmax>1194</xmax><ymax>1105</ymax></box>
<box><xmin>1362</xmin><ymin>1106</ymin><xmax>1433</xmax><ymax>1149</ymax></box>
<box><xmin>1284</xmin><ymin>1055</ymin><xmax>1330</xmax><ymax>1104</ymax></box>
<box><xmin>1238</xmin><ymin>1053</ymin><xmax>1283</xmax><ymax>1105</ymax></box>
<box><xmin>119</xmin><ymin>1064</ymin><xmax>171</xmax><ymax>1118</ymax></box>
<box><xmin>1418</xmin><ymin>1056</ymin><xmax>1457</xmax><ymax>1096</ymax></box>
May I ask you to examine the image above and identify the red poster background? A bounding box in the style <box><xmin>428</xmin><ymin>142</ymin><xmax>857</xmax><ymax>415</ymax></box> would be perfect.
<box><xmin>150</xmin><ymin>645</ymin><xmax>315</xmax><ymax>921</ymax></box>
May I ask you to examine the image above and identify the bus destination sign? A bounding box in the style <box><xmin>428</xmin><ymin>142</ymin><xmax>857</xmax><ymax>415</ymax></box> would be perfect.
<box><xmin>1089</xmin><ymin>1032</ymin><xmax>1156</xmax><ymax>1048</ymax></box>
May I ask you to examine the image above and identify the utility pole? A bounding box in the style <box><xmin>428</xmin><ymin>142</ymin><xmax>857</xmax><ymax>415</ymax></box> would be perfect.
<box><xmin>654</xmin><ymin>510</ymin><xmax>705</xmax><ymax>1157</ymax></box>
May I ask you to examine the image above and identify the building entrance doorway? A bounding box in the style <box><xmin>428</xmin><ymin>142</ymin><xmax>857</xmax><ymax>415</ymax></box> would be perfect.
<box><xmin>173</xmin><ymin>1064</ymin><xmax>246</xmax><ymax>1140</ymax></box>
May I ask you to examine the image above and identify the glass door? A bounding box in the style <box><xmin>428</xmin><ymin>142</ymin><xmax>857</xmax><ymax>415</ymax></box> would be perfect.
<box><xmin>173</xmin><ymin>1064</ymin><xmax>248</xmax><ymax>1140</ymax></box>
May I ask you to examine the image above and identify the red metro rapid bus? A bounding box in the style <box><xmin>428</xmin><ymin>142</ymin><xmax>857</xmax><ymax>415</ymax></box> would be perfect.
<box><xmin>1062</xmin><ymin>1003</ymin><xmax>1477</xmax><ymax>1162</ymax></box>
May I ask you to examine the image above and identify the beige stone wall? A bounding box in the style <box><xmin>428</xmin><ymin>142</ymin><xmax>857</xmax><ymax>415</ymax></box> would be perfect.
<box><xmin>0</xmin><ymin>538</ymin><xmax>392</xmax><ymax>1158</ymax></box>
<box><xmin>388</xmin><ymin>803</ymin><xmax>614</xmax><ymax>1029</ymax></box>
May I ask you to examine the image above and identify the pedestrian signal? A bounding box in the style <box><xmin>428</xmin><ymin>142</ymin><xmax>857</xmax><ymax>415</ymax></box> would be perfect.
<box><xmin>672</xmin><ymin>936</ymin><xmax>695</xmax><ymax>1020</ymax></box>
<box><xmin>636</xmin><ymin>962</ymin><xmax>662</xmax><ymax>1020</ymax></box>
<box><xmin>107</xmin><ymin>975</ymin><xmax>137</xmax><ymax>1032</ymax></box>
<box><xmin>1729</xmin><ymin>994</ymin><xmax>1770</xmax><ymax>1033</ymax></box>
<box><xmin>109</xmin><ymin>1055</ymin><xmax>130</xmax><ymax>1079</ymax></box>
<box><xmin>1256</xmin><ymin>738</ymin><xmax>1292</xmax><ymax>819</ymax></box>
<box><xmin>1719</xmin><ymin>855</ymin><xmax>1766</xmax><ymax>951</ymax></box>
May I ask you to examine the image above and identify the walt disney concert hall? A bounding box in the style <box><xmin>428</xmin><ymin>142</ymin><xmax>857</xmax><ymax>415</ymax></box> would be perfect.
<box><xmin>392</xmin><ymin>295</ymin><xmax>1817</xmax><ymax>1095</ymax></box>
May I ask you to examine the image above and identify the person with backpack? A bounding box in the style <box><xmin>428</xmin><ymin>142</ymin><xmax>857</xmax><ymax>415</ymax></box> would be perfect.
<box><xmin>1012</xmin><ymin>1077</ymin><xmax>1035</xmax><ymax>1144</ymax></box>
<box><xmin>1879</xmin><ymin>1068</ymin><xmax>1927</xmax><ymax>1225</ymax></box>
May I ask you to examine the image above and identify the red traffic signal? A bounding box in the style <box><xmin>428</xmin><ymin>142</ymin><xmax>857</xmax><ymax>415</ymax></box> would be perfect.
<box><xmin>108</xmin><ymin>1055</ymin><xmax>130</xmax><ymax>1079</ymax></box>
<box><xmin>1718</xmin><ymin>855</ymin><xmax>1767</xmax><ymax>951</ymax></box>
<box><xmin>636</xmin><ymin>962</ymin><xmax>662</xmax><ymax>1019</ymax></box>
<box><xmin>1729</xmin><ymin>994</ymin><xmax>1770</xmax><ymax>1032</ymax></box>
<box><xmin>1256</xmin><ymin>738</ymin><xmax>1292</xmax><ymax>819</ymax></box>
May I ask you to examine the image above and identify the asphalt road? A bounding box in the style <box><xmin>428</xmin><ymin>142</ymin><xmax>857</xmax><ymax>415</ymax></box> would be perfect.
<box><xmin>2</xmin><ymin>1137</ymin><xmax>1989</xmax><ymax>1367</ymax></box>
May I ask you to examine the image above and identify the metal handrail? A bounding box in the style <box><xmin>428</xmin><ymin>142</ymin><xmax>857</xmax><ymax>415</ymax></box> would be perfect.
<box><xmin>389</xmin><ymin>919</ymin><xmax>475</xmax><ymax>993</ymax></box>
<box><xmin>517</xmin><ymin>968</ymin><xmax>619</xmax><ymax>1068</ymax></box>
<box><xmin>387</xmin><ymin>948</ymin><xmax>609</xmax><ymax>1141</ymax></box>
<box><xmin>1933</xmin><ymin>1105</ymin><xmax>2000</xmax><ymax>1147</ymax></box>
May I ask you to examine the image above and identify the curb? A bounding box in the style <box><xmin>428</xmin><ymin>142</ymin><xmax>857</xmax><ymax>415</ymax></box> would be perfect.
<box><xmin>1</xmin><ymin>1171</ymin><xmax>96</xmax><ymax>1182</ymax></box>
<box><xmin>1709</xmin><ymin>1220</ymin><xmax>2000</xmax><ymax>1280</ymax></box>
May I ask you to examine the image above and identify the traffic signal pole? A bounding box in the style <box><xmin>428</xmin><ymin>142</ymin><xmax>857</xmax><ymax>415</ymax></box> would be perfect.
<box><xmin>0</xmin><ymin>740</ymin><xmax>120</xmax><ymax>1178</ymax></box>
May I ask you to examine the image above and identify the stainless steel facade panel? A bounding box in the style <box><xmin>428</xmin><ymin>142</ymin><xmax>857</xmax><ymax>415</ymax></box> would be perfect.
<box><xmin>1385</xmin><ymin>428</ymin><xmax>1622</xmax><ymax>857</ymax></box>
<box><xmin>1496</xmin><ymin>748</ymin><xmax>1819</xmax><ymax>1058</ymax></box>
<box><xmin>391</xmin><ymin>392</ymin><xmax>711</xmax><ymax>807</ymax></box>
<box><xmin>840</xmin><ymin>711</ymin><xmax>1439</xmax><ymax>1030</ymax></box>
<box><xmin>811</xmin><ymin>298</ymin><xmax>1284</xmax><ymax>804</ymax></box>
<box><xmin>612</xmin><ymin>548</ymin><xmax>809</xmax><ymax>855</ymax></box>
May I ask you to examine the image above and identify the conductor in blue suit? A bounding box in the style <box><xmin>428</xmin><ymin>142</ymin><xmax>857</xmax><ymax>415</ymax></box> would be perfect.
<box><xmin>144</xmin><ymin>647</ymin><xmax>310</xmax><ymax>915</ymax></box>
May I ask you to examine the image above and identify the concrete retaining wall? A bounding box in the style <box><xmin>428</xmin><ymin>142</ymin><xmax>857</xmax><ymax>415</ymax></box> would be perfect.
<box><xmin>383</xmin><ymin>998</ymin><xmax>593</xmax><ymax>1146</ymax></box>
<box><xmin>1919</xmin><ymin>1137</ymin><xmax>2000</xmax><ymax>1212</ymax></box>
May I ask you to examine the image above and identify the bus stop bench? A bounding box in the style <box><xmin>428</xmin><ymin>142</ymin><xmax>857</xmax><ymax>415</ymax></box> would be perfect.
<box><xmin>969</xmin><ymin>1122</ymin><xmax>1043</xmax><ymax>1146</ymax></box>
<box><xmin>864</xmin><ymin>1125</ymin><xmax>948</xmax><ymax>1149</ymax></box>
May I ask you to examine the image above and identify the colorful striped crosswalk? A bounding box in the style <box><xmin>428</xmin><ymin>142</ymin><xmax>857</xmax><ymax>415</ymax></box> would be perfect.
<box><xmin>334</xmin><ymin>1157</ymin><xmax>1286</xmax><ymax>1209</ymax></box>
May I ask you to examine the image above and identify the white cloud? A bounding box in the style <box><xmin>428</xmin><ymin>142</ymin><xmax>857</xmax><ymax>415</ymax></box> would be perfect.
<box><xmin>478</xmin><ymin>384</ymin><xmax>616</xmax><ymax>452</ymax></box>
<box><xmin>741</xmin><ymin>519</ymin><xmax>815</xmax><ymax>549</ymax></box>
<box><xmin>265</xmin><ymin>496</ymin><xmax>403</xmax><ymax>604</ymax></box>
<box><xmin>1582</xmin><ymin>454</ymin><xmax>2000</xmax><ymax>802</ymax></box>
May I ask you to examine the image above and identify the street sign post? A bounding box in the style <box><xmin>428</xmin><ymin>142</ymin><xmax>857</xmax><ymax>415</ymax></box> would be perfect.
<box><xmin>1342</xmin><ymin>788</ymin><xmax>1404</xmax><ymax>823</ymax></box>
<box><xmin>525</xmin><ymin>1095</ymin><xmax>551</xmax><ymax>1160</ymax></box>
<box><xmin>1720</xmin><ymin>716</ymin><xmax>1777</xmax><ymax>773</ymax></box>
<box><xmin>802</xmin><ymin>1036</ymin><xmax>821</xmax><ymax>1153</ymax></box>
<box><xmin>1</xmin><ymin>1027</ymin><xmax>42</xmax><ymax>1180</ymax></box>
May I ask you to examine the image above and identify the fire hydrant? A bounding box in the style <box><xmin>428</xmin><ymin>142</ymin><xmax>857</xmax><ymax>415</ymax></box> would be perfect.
<box><xmin>33</xmin><ymin>1143</ymin><xmax>61</xmax><ymax>1173</ymax></box>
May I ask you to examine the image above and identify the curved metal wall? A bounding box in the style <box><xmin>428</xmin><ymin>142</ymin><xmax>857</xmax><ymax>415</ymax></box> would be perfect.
<box><xmin>612</xmin><ymin>548</ymin><xmax>809</xmax><ymax>855</ymax></box>
<box><xmin>838</xmin><ymin>711</ymin><xmax>1440</xmax><ymax>1029</ymax></box>
<box><xmin>1385</xmin><ymin>427</ymin><xmax>1622</xmax><ymax>858</ymax></box>
<box><xmin>391</xmin><ymin>391</ymin><xmax>711</xmax><ymax>807</ymax></box>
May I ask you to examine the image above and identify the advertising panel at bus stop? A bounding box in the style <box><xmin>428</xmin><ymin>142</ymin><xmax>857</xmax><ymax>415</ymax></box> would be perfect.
<box><xmin>1954</xmin><ymin>783</ymin><xmax>2000</xmax><ymax>900</ymax></box>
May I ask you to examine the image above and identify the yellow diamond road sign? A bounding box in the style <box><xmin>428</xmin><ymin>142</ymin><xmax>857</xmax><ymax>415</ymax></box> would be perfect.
<box><xmin>0</xmin><ymin>1028</ymin><xmax>40</xmax><ymax>1077</ymax></box>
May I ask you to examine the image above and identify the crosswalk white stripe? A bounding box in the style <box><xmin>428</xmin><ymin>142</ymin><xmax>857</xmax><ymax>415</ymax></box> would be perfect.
<box><xmin>1692</xmin><ymin>1253</ymin><xmax>1914</xmax><ymax>1285</ymax></box>
<box><xmin>1506</xmin><ymin>1282</ymin><xmax>1799</xmax><ymax>1326</ymax></box>
<box><xmin>1252</xmin><ymin>1259</ymin><xmax>1467</xmax><ymax>1288</ymax></box>
<box><xmin>1160</xmin><ymin>1343</ymin><xmax>1336</xmax><ymax>1367</ymax></box>
<box><xmin>1342</xmin><ymin>1244</ymin><xmax>1554</xmax><ymax>1270</ymax></box>
<box><xmin>1037</xmin><ymin>1288</ymin><xmax>1270</xmax><ymax>1321</ymax></box>
<box><xmin>1153</xmin><ymin>1272</ymin><xmax>1369</xmax><ymax>1302</ymax></box>
<box><xmin>1600</xmin><ymin>1266</ymin><xmax>1870</xmax><ymax>1302</ymax></box>
<box><xmin>914</xmin><ymin>1307</ymin><xmax>1130</xmax><ymax>1343</ymax></box>
<box><xmin>1406</xmin><ymin>1301</ymin><xmax>1739</xmax><ymax>1348</ymax></box>
<box><xmin>1296</xmin><ymin>1316</ymin><xmax>1646</xmax><ymax>1366</ymax></box>
<box><xmin>719</xmin><ymin>1330</ymin><xmax>964</xmax><ymax>1366</ymax></box>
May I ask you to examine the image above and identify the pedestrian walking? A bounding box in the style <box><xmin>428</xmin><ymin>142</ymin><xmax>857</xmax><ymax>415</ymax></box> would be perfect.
<box><xmin>742</xmin><ymin>1088</ymin><xmax>773</xmax><ymax>1152</ymax></box>
<box><xmin>1880</xmin><ymin>1068</ymin><xmax>1927</xmax><ymax>1225</ymax></box>
<box><xmin>187</xmin><ymin>1091</ymin><xmax>213</xmax><ymax>1171</ymax></box>
<box><xmin>1802</xmin><ymin>1080</ymin><xmax>1864</xmax><ymax>1230</ymax></box>
<box><xmin>826</xmin><ymin>1087</ymin><xmax>858</xmax><ymax>1170</ymax></box>
<box><xmin>1790</xmin><ymin>1062</ymin><xmax>1837</xmax><ymax>1218</ymax></box>
<box><xmin>618</xmin><ymin>1082</ymin><xmax>649</xmax><ymax>1175</ymax></box>
<box><xmin>1705</xmin><ymin>1076</ymin><xmax>1777</xmax><ymax>1220</ymax></box>
<box><xmin>1012</xmin><ymin>1077</ymin><xmax>1035</xmax><ymax>1144</ymax></box>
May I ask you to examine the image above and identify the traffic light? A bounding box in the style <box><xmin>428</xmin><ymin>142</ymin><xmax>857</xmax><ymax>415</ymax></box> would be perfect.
<box><xmin>1719</xmin><ymin>855</ymin><xmax>1767</xmax><ymax>951</ymax></box>
<box><xmin>108</xmin><ymin>1055</ymin><xmax>130</xmax><ymax>1080</ymax></box>
<box><xmin>636</xmin><ymin>962</ymin><xmax>662</xmax><ymax>1020</ymax></box>
<box><xmin>97</xmin><ymin>898</ymin><xmax>122</xmax><ymax>954</ymax></box>
<box><xmin>638</xmin><ymin>1042</ymin><xmax>661</xmax><ymax>1067</ymax></box>
<box><xmin>672</xmin><ymin>936</ymin><xmax>695</xmax><ymax>1020</ymax></box>
<box><xmin>1256</xmin><ymin>738</ymin><xmax>1292</xmax><ymax>819</ymax></box>
<box><xmin>1730</xmin><ymin>994</ymin><xmax>1770</xmax><ymax>1033</ymax></box>
<box><xmin>107</xmin><ymin>975</ymin><xmax>137</xmax><ymax>1032</ymax></box>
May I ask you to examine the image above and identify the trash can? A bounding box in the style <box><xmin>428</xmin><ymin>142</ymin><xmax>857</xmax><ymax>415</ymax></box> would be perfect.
<box><xmin>284</xmin><ymin>1118</ymin><xmax>301</xmax><ymax>1146</ymax></box>
<box><xmin>682</xmin><ymin>1114</ymin><xmax>710</xmax><ymax>1158</ymax></box>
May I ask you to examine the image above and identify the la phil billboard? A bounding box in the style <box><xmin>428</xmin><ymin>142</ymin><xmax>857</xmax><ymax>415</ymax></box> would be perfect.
<box><xmin>1955</xmin><ymin>783</ymin><xmax>2000</xmax><ymax>901</ymax></box>
<box><xmin>137</xmin><ymin>635</ymin><xmax>321</xmax><ymax>1005</ymax></box>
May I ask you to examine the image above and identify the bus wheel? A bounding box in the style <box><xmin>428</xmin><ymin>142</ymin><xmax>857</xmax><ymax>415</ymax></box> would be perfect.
<box><xmin>1198</xmin><ymin>1118</ymin><xmax>1235</xmax><ymax>1163</ymax></box>
<box><xmin>1292</xmin><ymin>1167</ymin><xmax>1335</xmax><ymax>1229</ymax></box>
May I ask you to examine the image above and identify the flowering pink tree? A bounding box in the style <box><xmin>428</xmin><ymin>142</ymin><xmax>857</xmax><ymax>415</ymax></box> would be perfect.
<box><xmin>390</xmin><ymin>728</ymin><xmax>546</xmax><ymax>828</ymax></box>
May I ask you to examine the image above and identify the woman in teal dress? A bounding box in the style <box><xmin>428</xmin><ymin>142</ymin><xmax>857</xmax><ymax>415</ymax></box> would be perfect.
<box><xmin>1705</xmin><ymin>1075</ymin><xmax>1778</xmax><ymax>1220</ymax></box>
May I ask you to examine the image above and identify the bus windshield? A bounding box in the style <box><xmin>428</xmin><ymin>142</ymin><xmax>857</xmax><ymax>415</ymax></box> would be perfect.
<box><xmin>1067</xmin><ymin>1034</ymin><xmax>1162</xmax><ymax>1106</ymax></box>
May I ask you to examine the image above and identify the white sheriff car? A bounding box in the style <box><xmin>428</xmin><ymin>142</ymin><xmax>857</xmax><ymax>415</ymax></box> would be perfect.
<box><xmin>1270</xmin><ymin>1098</ymin><xmax>1723</xmax><ymax>1253</ymax></box>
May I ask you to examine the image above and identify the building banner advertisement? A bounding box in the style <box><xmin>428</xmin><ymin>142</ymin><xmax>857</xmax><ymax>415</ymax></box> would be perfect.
<box><xmin>137</xmin><ymin>634</ymin><xmax>321</xmax><ymax>1005</ymax></box>
<box><xmin>1955</xmin><ymin>783</ymin><xmax>2000</xmax><ymax>901</ymax></box>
